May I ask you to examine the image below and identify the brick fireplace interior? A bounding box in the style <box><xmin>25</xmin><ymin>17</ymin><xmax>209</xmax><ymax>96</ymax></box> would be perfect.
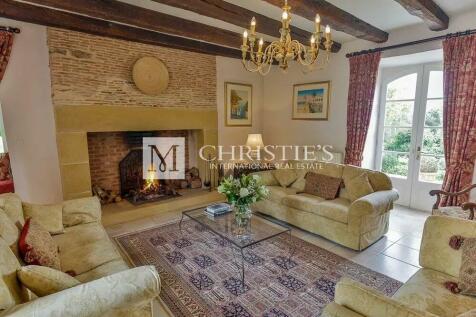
<box><xmin>87</xmin><ymin>130</ymin><xmax>200</xmax><ymax>204</ymax></box>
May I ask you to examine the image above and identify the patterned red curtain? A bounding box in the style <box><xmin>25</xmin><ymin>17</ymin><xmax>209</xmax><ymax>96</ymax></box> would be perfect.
<box><xmin>441</xmin><ymin>34</ymin><xmax>476</xmax><ymax>206</ymax></box>
<box><xmin>0</xmin><ymin>31</ymin><xmax>14</xmax><ymax>82</ymax></box>
<box><xmin>344</xmin><ymin>51</ymin><xmax>381</xmax><ymax>166</ymax></box>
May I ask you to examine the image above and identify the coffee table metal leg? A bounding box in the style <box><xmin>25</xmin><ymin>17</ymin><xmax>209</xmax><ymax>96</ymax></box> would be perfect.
<box><xmin>240</xmin><ymin>248</ymin><xmax>245</xmax><ymax>287</ymax></box>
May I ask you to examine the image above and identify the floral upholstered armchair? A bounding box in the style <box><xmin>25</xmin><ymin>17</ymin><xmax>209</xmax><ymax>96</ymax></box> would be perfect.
<box><xmin>430</xmin><ymin>184</ymin><xmax>476</xmax><ymax>220</ymax></box>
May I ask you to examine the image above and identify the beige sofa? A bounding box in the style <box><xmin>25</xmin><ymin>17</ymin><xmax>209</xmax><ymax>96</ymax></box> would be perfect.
<box><xmin>252</xmin><ymin>162</ymin><xmax>399</xmax><ymax>250</ymax></box>
<box><xmin>0</xmin><ymin>193</ymin><xmax>160</xmax><ymax>317</ymax></box>
<box><xmin>322</xmin><ymin>216</ymin><xmax>476</xmax><ymax>317</ymax></box>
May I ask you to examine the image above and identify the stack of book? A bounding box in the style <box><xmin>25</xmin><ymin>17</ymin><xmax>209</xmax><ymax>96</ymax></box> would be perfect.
<box><xmin>205</xmin><ymin>203</ymin><xmax>232</xmax><ymax>217</ymax></box>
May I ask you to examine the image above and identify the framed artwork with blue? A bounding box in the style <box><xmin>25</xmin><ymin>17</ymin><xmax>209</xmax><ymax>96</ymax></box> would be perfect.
<box><xmin>225</xmin><ymin>82</ymin><xmax>252</xmax><ymax>127</ymax></box>
<box><xmin>292</xmin><ymin>81</ymin><xmax>331</xmax><ymax>120</ymax></box>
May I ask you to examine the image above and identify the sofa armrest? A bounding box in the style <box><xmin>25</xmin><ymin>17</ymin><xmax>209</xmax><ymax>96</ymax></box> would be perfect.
<box><xmin>62</xmin><ymin>196</ymin><xmax>102</xmax><ymax>227</ymax></box>
<box><xmin>331</xmin><ymin>278</ymin><xmax>436</xmax><ymax>317</ymax></box>
<box><xmin>348</xmin><ymin>190</ymin><xmax>399</xmax><ymax>218</ymax></box>
<box><xmin>2</xmin><ymin>266</ymin><xmax>160</xmax><ymax>317</ymax></box>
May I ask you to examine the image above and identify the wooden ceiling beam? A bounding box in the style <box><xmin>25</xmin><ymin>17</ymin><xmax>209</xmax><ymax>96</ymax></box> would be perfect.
<box><xmin>18</xmin><ymin>0</ymin><xmax>245</xmax><ymax>48</ymax></box>
<box><xmin>0</xmin><ymin>0</ymin><xmax>243</xmax><ymax>58</ymax></box>
<box><xmin>262</xmin><ymin>0</ymin><xmax>389</xmax><ymax>43</ymax></box>
<box><xmin>394</xmin><ymin>0</ymin><xmax>449</xmax><ymax>31</ymax></box>
<box><xmin>152</xmin><ymin>0</ymin><xmax>341</xmax><ymax>52</ymax></box>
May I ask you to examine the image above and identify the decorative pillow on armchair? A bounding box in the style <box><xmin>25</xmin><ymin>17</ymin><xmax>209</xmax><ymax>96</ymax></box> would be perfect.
<box><xmin>459</xmin><ymin>237</ymin><xmax>476</xmax><ymax>296</ymax></box>
<box><xmin>18</xmin><ymin>218</ymin><xmax>61</xmax><ymax>270</ymax></box>
<box><xmin>17</xmin><ymin>265</ymin><xmax>80</xmax><ymax>297</ymax></box>
<box><xmin>304</xmin><ymin>172</ymin><xmax>342</xmax><ymax>200</ymax></box>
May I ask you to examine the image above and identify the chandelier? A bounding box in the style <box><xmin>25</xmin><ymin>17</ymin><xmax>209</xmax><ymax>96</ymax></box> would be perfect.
<box><xmin>241</xmin><ymin>0</ymin><xmax>333</xmax><ymax>75</ymax></box>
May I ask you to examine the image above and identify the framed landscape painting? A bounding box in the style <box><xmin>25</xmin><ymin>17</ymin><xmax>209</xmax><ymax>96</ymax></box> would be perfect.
<box><xmin>292</xmin><ymin>81</ymin><xmax>331</xmax><ymax>120</ymax></box>
<box><xmin>225</xmin><ymin>82</ymin><xmax>252</xmax><ymax>126</ymax></box>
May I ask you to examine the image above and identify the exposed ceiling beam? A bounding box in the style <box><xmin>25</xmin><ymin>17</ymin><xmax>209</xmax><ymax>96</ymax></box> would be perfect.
<box><xmin>394</xmin><ymin>0</ymin><xmax>449</xmax><ymax>31</ymax></box>
<box><xmin>262</xmin><ymin>0</ymin><xmax>389</xmax><ymax>43</ymax></box>
<box><xmin>151</xmin><ymin>0</ymin><xmax>341</xmax><ymax>52</ymax></box>
<box><xmin>19</xmin><ymin>0</ymin><xmax>245</xmax><ymax>48</ymax></box>
<box><xmin>0</xmin><ymin>0</ymin><xmax>243</xmax><ymax>58</ymax></box>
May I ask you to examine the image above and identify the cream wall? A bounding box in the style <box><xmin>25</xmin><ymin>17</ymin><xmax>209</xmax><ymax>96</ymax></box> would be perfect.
<box><xmin>216</xmin><ymin>56</ymin><xmax>264</xmax><ymax>147</ymax></box>
<box><xmin>0</xmin><ymin>18</ymin><xmax>63</xmax><ymax>203</ymax></box>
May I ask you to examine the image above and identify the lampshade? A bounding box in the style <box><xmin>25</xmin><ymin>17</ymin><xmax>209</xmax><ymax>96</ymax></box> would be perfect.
<box><xmin>246</xmin><ymin>134</ymin><xmax>264</xmax><ymax>149</ymax></box>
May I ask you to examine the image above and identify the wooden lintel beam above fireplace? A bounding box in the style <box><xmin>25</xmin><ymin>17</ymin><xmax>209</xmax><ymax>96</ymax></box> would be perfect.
<box><xmin>1</xmin><ymin>0</ymin><xmax>243</xmax><ymax>58</ymax></box>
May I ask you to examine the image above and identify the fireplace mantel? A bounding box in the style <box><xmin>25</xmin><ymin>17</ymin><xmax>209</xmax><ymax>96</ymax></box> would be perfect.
<box><xmin>55</xmin><ymin>105</ymin><xmax>218</xmax><ymax>200</ymax></box>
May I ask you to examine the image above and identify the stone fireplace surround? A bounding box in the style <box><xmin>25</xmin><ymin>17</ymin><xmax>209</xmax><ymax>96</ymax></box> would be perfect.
<box><xmin>55</xmin><ymin>105</ymin><xmax>218</xmax><ymax>200</ymax></box>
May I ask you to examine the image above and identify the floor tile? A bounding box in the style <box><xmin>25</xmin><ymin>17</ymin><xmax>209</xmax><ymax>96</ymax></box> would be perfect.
<box><xmin>396</xmin><ymin>235</ymin><xmax>422</xmax><ymax>250</ymax></box>
<box><xmin>359</xmin><ymin>254</ymin><xmax>420</xmax><ymax>283</ymax></box>
<box><xmin>383</xmin><ymin>244</ymin><xmax>421</xmax><ymax>267</ymax></box>
<box><xmin>384</xmin><ymin>230</ymin><xmax>405</xmax><ymax>242</ymax></box>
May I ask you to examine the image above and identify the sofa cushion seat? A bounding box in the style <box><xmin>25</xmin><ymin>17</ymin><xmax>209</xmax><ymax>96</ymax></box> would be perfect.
<box><xmin>75</xmin><ymin>259</ymin><xmax>129</xmax><ymax>283</ymax></box>
<box><xmin>266</xmin><ymin>186</ymin><xmax>298</xmax><ymax>204</ymax></box>
<box><xmin>53</xmin><ymin>223</ymin><xmax>123</xmax><ymax>275</ymax></box>
<box><xmin>282</xmin><ymin>194</ymin><xmax>350</xmax><ymax>224</ymax></box>
<box><xmin>393</xmin><ymin>268</ymin><xmax>476</xmax><ymax>317</ymax></box>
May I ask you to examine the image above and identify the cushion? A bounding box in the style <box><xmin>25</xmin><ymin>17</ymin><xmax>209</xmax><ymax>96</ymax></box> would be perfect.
<box><xmin>54</xmin><ymin>223</ymin><xmax>123</xmax><ymax>276</ymax></box>
<box><xmin>345</xmin><ymin>173</ymin><xmax>374</xmax><ymax>202</ymax></box>
<box><xmin>459</xmin><ymin>238</ymin><xmax>476</xmax><ymax>296</ymax></box>
<box><xmin>0</xmin><ymin>193</ymin><xmax>24</xmax><ymax>227</ymax></box>
<box><xmin>282</xmin><ymin>194</ymin><xmax>350</xmax><ymax>224</ymax></box>
<box><xmin>394</xmin><ymin>268</ymin><xmax>476</xmax><ymax>316</ymax></box>
<box><xmin>17</xmin><ymin>265</ymin><xmax>80</xmax><ymax>297</ymax></box>
<box><xmin>251</xmin><ymin>171</ymin><xmax>278</xmax><ymax>186</ymax></box>
<box><xmin>266</xmin><ymin>186</ymin><xmax>298</xmax><ymax>204</ymax></box>
<box><xmin>0</xmin><ymin>210</ymin><xmax>19</xmax><ymax>248</ymax></box>
<box><xmin>0</xmin><ymin>238</ymin><xmax>29</xmax><ymax>310</ymax></box>
<box><xmin>304</xmin><ymin>172</ymin><xmax>342</xmax><ymax>200</ymax></box>
<box><xmin>273</xmin><ymin>169</ymin><xmax>297</xmax><ymax>187</ymax></box>
<box><xmin>62</xmin><ymin>196</ymin><xmax>101</xmax><ymax>227</ymax></box>
<box><xmin>290</xmin><ymin>168</ymin><xmax>309</xmax><ymax>192</ymax></box>
<box><xmin>434</xmin><ymin>206</ymin><xmax>472</xmax><ymax>220</ymax></box>
<box><xmin>18</xmin><ymin>218</ymin><xmax>61</xmax><ymax>270</ymax></box>
<box><xmin>23</xmin><ymin>202</ymin><xmax>64</xmax><ymax>235</ymax></box>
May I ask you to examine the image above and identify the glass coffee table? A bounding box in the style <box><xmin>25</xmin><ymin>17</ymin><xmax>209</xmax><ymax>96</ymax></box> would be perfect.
<box><xmin>179</xmin><ymin>207</ymin><xmax>295</xmax><ymax>286</ymax></box>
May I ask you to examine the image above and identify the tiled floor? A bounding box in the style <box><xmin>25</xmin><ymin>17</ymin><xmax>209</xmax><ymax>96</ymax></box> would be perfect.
<box><xmin>106</xmin><ymin>204</ymin><xmax>430</xmax><ymax>284</ymax></box>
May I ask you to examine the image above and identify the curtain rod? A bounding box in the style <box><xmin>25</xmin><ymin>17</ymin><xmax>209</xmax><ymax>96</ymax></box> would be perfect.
<box><xmin>0</xmin><ymin>26</ymin><xmax>21</xmax><ymax>34</ymax></box>
<box><xmin>346</xmin><ymin>28</ymin><xmax>476</xmax><ymax>58</ymax></box>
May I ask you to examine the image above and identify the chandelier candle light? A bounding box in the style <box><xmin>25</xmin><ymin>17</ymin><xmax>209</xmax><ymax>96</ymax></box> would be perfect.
<box><xmin>241</xmin><ymin>0</ymin><xmax>333</xmax><ymax>75</ymax></box>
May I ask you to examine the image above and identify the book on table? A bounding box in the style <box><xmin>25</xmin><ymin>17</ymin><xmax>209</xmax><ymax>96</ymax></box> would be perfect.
<box><xmin>205</xmin><ymin>203</ymin><xmax>232</xmax><ymax>216</ymax></box>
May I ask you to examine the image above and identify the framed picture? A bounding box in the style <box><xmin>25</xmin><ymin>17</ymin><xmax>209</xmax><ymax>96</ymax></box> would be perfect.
<box><xmin>292</xmin><ymin>81</ymin><xmax>331</xmax><ymax>120</ymax></box>
<box><xmin>225</xmin><ymin>82</ymin><xmax>252</xmax><ymax>127</ymax></box>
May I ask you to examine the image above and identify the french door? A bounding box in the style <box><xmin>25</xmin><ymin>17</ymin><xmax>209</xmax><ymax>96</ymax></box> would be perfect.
<box><xmin>376</xmin><ymin>63</ymin><xmax>445</xmax><ymax>211</ymax></box>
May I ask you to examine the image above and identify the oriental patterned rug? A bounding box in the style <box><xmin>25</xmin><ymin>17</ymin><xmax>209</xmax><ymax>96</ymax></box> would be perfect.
<box><xmin>114</xmin><ymin>220</ymin><xmax>402</xmax><ymax>317</ymax></box>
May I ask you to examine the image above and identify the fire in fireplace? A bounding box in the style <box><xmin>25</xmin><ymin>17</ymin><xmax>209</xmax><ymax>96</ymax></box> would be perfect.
<box><xmin>119</xmin><ymin>148</ymin><xmax>180</xmax><ymax>205</ymax></box>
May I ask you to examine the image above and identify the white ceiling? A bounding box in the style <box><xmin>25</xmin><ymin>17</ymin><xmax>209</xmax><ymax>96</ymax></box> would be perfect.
<box><xmin>121</xmin><ymin>0</ymin><xmax>476</xmax><ymax>43</ymax></box>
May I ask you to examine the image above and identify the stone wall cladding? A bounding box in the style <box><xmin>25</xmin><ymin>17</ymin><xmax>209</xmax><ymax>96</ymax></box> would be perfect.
<box><xmin>87</xmin><ymin>131</ymin><xmax>190</xmax><ymax>194</ymax></box>
<box><xmin>47</xmin><ymin>28</ymin><xmax>217</xmax><ymax>109</ymax></box>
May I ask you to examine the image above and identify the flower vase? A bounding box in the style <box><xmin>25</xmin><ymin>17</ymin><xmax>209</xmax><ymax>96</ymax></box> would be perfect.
<box><xmin>233</xmin><ymin>204</ymin><xmax>252</xmax><ymax>238</ymax></box>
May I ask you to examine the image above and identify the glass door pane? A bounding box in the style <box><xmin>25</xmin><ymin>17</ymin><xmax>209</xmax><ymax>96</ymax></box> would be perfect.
<box><xmin>381</xmin><ymin>74</ymin><xmax>417</xmax><ymax>178</ymax></box>
<box><xmin>418</xmin><ymin>71</ymin><xmax>445</xmax><ymax>183</ymax></box>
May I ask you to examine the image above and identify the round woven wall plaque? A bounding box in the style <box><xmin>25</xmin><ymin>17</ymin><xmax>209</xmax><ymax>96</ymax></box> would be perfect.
<box><xmin>132</xmin><ymin>57</ymin><xmax>169</xmax><ymax>95</ymax></box>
